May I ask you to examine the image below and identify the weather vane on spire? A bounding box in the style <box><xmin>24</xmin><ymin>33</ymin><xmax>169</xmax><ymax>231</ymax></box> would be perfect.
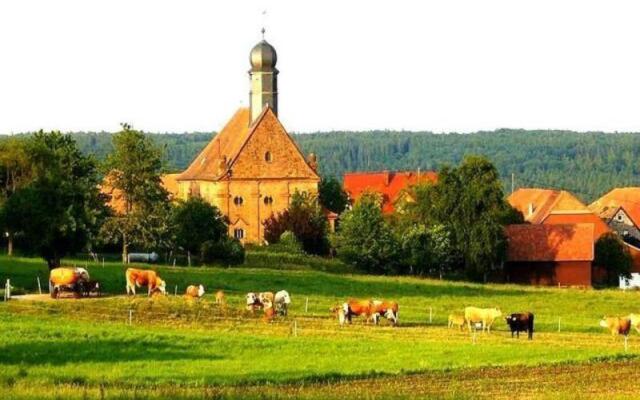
<box><xmin>261</xmin><ymin>10</ymin><xmax>267</xmax><ymax>40</ymax></box>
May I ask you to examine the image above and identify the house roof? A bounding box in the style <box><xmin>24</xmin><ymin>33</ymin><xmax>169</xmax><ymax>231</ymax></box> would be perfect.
<box><xmin>343</xmin><ymin>170</ymin><xmax>438</xmax><ymax>213</ymax></box>
<box><xmin>508</xmin><ymin>188</ymin><xmax>592</xmax><ymax>224</ymax></box>
<box><xmin>505</xmin><ymin>223</ymin><xmax>595</xmax><ymax>262</ymax></box>
<box><xmin>589</xmin><ymin>187</ymin><xmax>640</xmax><ymax>227</ymax></box>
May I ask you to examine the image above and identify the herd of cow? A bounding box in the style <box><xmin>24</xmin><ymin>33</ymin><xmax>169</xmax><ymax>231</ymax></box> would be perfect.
<box><xmin>47</xmin><ymin>266</ymin><xmax>640</xmax><ymax>338</ymax></box>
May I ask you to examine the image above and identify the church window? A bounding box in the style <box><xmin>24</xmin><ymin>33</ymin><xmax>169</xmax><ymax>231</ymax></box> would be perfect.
<box><xmin>265</xmin><ymin>151</ymin><xmax>272</xmax><ymax>162</ymax></box>
<box><xmin>263</xmin><ymin>196</ymin><xmax>273</xmax><ymax>205</ymax></box>
<box><xmin>233</xmin><ymin>196</ymin><xmax>244</xmax><ymax>206</ymax></box>
<box><xmin>234</xmin><ymin>228</ymin><xmax>245</xmax><ymax>240</ymax></box>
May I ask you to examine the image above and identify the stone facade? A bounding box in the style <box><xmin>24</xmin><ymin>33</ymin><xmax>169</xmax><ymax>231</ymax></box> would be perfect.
<box><xmin>175</xmin><ymin>108</ymin><xmax>319</xmax><ymax>244</ymax></box>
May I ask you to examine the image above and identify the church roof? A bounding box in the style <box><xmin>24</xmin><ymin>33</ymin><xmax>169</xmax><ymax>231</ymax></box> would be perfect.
<box><xmin>177</xmin><ymin>106</ymin><xmax>318</xmax><ymax>182</ymax></box>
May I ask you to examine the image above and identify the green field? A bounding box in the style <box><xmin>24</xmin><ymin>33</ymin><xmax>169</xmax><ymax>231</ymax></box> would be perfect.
<box><xmin>1</xmin><ymin>255</ymin><xmax>640</xmax><ymax>399</ymax></box>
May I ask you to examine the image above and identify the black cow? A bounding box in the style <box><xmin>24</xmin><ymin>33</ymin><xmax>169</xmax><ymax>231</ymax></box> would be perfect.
<box><xmin>505</xmin><ymin>312</ymin><xmax>534</xmax><ymax>340</ymax></box>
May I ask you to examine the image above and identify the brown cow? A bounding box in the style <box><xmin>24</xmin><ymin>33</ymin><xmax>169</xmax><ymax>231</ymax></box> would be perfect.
<box><xmin>125</xmin><ymin>268</ymin><xmax>166</xmax><ymax>296</ymax></box>
<box><xmin>215</xmin><ymin>290</ymin><xmax>226</xmax><ymax>305</ymax></box>
<box><xmin>332</xmin><ymin>299</ymin><xmax>374</xmax><ymax>325</ymax></box>
<box><xmin>600</xmin><ymin>316</ymin><xmax>632</xmax><ymax>337</ymax></box>
<box><xmin>49</xmin><ymin>267</ymin><xmax>90</xmax><ymax>299</ymax></box>
<box><xmin>184</xmin><ymin>284</ymin><xmax>205</xmax><ymax>299</ymax></box>
<box><xmin>371</xmin><ymin>300</ymin><xmax>399</xmax><ymax>326</ymax></box>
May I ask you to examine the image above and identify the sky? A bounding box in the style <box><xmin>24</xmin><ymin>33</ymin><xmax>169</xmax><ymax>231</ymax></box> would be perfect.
<box><xmin>1</xmin><ymin>0</ymin><xmax>639</xmax><ymax>134</ymax></box>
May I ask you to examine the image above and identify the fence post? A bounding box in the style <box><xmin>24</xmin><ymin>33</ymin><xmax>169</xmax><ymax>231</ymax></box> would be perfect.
<box><xmin>294</xmin><ymin>320</ymin><xmax>298</xmax><ymax>337</ymax></box>
<box><xmin>3</xmin><ymin>279</ymin><xmax>8</xmax><ymax>301</ymax></box>
<box><xmin>37</xmin><ymin>276</ymin><xmax>42</xmax><ymax>295</ymax></box>
<box><xmin>6</xmin><ymin>279</ymin><xmax>10</xmax><ymax>300</ymax></box>
<box><xmin>429</xmin><ymin>307</ymin><xmax>433</xmax><ymax>323</ymax></box>
<box><xmin>305</xmin><ymin>297</ymin><xmax>309</xmax><ymax>313</ymax></box>
<box><xmin>557</xmin><ymin>317</ymin><xmax>561</xmax><ymax>332</ymax></box>
<box><xmin>174</xmin><ymin>285</ymin><xmax>178</xmax><ymax>296</ymax></box>
<box><xmin>128</xmin><ymin>309</ymin><xmax>133</xmax><ymax>326</ymax></box>
<box><xmin>102</xmin><ymin>258</ymin><xmax>105</xmax><ymax>268</ymax></box>
<box><xmin>624</xmin><ymin>336</ymin><xmax>629</xmax><ymax>352</ymax></box>
<box><xmin>472</xmin><ymin>329</ymin><xmax>477</xmax><ymax>345</ymax></box>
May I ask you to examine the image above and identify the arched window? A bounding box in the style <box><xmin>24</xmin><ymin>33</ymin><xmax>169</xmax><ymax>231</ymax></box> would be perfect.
<box><xmin>234</xmin><ymin>228</ymin><xmax>245</xmax><ymax>240</ymax></box>
<box><xmin>233</xmin><ymin>196</ymin><xmax>244</xmax><ymax>206</ymax></box>
<box><xmin>263</xmin><ymin>196</ymin><xmax>273</xmax><ymax>206</ymax></box>
<box><xmin>264</xmin><ymin>151</ymin><xmax>272</xmax><ymax>162</ymax></box>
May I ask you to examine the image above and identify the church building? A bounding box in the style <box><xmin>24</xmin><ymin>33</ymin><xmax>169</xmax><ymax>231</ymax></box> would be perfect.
<box><xmin>175</xmin><ymin>37</ymin><xmax>320</xmax><ymax>244</ymax></box>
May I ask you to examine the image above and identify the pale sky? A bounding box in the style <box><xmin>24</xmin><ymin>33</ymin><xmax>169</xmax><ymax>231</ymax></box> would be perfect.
<box><xmin>1</xmin><ymin>0</ymin><xmax>639</xmax><ymax>134</ymax></box>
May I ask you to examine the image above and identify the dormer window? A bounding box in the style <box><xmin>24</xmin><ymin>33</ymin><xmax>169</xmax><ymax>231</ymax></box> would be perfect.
<box><xmin>233</xmin><ymin>196</ymin><xmax>244</xmax><ymax>206</ymax></box>
<box><xmin>265</xmin><ymin>151</ymin><xmax>272</xmax><ymax>162</ymax></box>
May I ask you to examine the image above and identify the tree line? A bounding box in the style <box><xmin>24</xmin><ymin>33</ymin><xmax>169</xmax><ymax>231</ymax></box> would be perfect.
<box><xmin>4</xmin><ymin>128</ymin><xmax>640</xmax><ymax>202</ymax></box>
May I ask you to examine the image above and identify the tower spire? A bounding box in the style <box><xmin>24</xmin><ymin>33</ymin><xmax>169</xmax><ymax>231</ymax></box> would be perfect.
<box><xmin>248</xmin><ymin>31</ymin><xmax>278</xmax><ymax>123</ymax></box>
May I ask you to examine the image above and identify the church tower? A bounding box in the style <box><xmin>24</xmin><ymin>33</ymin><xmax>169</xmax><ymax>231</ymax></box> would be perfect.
<box><xmin>249</xmin><ymin>33</ymin><xmax>278</xmax><ymax>123</ymax></box>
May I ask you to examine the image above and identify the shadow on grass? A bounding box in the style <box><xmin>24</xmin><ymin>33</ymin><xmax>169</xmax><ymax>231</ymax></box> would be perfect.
<box><xmin>0</xmin><ymin>339</ymin><xmax>223</xmax><ymax>365</ymax></box>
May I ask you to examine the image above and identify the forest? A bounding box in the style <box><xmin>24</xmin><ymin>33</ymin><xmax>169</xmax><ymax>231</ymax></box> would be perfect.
<box><xmin>3</xmin><ymin>128</ymin><xmax>640</xmax><ymax>202</ymax></box>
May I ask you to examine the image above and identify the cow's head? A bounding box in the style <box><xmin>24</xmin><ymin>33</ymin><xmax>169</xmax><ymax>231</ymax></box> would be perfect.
<box><xmin>157</xmin><ymin>279</ymin><xmax>166</xmax><ymax>294</ymax></box>
<box><xmin>76</xmin><ymin>268</ymin><xmax>90</xmax><ymax>282</ymax></box>
<box><xmin>197</xmin><ymin>285</ymin><xmax>205</xmax><ymax>298</ymax></box>
<box><xmin>599</xmin><ymin>318</ymin><xmax>610</xmax><ymax>328</ymax></box>
<box><xmin>247</xmin><ymin>292</ymin><xmax>259</xmax><ymax>306</ymax></box>
<box><xmin>279</xmin><ymin>291</ymin><xmax>291</xmax><ymax>305</ymax></box>
<box><xmin>493</xmin><ymin>308</ymin><xmax>502</xmax><ymax>318</ymax></box>
<box><xmin>385</xmin><ymin>309</ymin><xmax>398</xmax><ymax>325</ymax></box>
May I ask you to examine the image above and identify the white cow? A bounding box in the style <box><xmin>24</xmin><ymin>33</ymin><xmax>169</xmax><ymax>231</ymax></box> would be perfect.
<box><xmin>274</xmin><ymin>290</ymin><xmax>292</xmax><ymax>316</ymax></box>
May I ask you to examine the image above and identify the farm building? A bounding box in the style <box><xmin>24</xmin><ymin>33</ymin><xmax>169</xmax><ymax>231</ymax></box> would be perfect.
<box><xmin>505</xmin><ymin>223</ymin><xmax>594</xmax><ymax>286</ymax></box>
<box><xmin>343</xmin><ymin>170</ymin><xmax>438</xmax><ymax>214</ymax></box>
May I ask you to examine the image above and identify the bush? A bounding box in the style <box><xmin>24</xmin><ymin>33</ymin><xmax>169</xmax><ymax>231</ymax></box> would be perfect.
<box><xmin>200</xmin><ymin>237</ymin><xmax>245</xmax><ymax>266</ymax></box>
<box><xmin>267</xmin><ymin>231</ymin><xmax>304</xmax><ymax>254</ymax></box>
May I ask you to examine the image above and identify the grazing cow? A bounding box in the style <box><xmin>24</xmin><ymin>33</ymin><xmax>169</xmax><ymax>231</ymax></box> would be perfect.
<box><xmin>332</xmin><ymin>299</ymin><xmax>374</xmax><ymax>325</ymax></box>
<box><xmin>371</xmin><ymin>300</ymin><xmax>399</xmax><ymax>326</ymax></box>
<box><xmin>464</xmin><ymin>307</ymin><xmax>502</xmax><ymax>333</ymax></box>
<box><xmin>125</xmin><ymin>268</ymin><xmax>166</xmax><ymax>296</ymax></box>
<box><xmin>274</xmin><ymin>290</ymin><xmax>292</xmax><ymax>316</ymax></box>
<box><xmin>600</xmin><ymin>316</ymin><xmax>632</xmax><ymax>337</ymax></box>
<box><xmin>215</xmin><ymin>290</ymin><xmax>226</xmax><ymax>305</ymax></box>
<box><xmin>49</xmin><ymin>267</ymin><xmax>91</xmax><ymax>298</ymax></box>
<box><xmin>262</xmin><ymin>298</ymin><xmax>276</xmax><ymax>322</ymax></box>
<box><xmin>185</xmin><ymin>285</ymin><xmax>205</xmax><ymax>299</ymax></box>
<box><xmin>259</xmin><ymin>292</ymin><xmax>274</xmax><ymax>305</ymax></box>
<box><xmin>505</xmin><ymin>312</ymin><xmax>534</xmax><ymax>340</ymax></box>
<box><xmin>448</xmin><ymin>314</ymin><xmax>465</xmax><ymax>331</ymax></box>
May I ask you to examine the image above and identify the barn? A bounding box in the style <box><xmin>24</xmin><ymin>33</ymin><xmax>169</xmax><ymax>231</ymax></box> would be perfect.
<box><xmin>505</xmin><ymin>223</ymin><xmax>594</xmax><ymax>287</ymax></box>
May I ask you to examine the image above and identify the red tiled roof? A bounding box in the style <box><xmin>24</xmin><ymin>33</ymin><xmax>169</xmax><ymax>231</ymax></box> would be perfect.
<box><xmin>589</xmin><ymin>187</ymin><xmax>640</xmax><ymax>227</ymax></box>
<box><xmin>508</xmin><ymin>188</ymin><xmax>590</xmax><ymax>224</ymax></box>
<box><xmin>505</xmin><ymin>223</ymin><xmax>594</xmax><ymax>262</ymax></box>
<box><xmin>343</xmin><ymin>170</ymin><xmax>438</xmax><ymax>213</ymax></box>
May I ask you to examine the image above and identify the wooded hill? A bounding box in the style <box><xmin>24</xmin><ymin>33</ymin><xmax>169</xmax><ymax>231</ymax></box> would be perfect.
<box><xmin>3</xmin><ymin>129</ymin><xmax>640</xmax><ymax>202</ymax></box>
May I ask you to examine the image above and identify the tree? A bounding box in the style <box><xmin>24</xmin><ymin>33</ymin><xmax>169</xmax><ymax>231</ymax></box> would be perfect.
<box><xmin>595</xmin><ymin>233</ymin><xmax>632</xmax><ymax>286</ymax></box>
<box><xmin>334</xmin><ymin>192</ymin><xmax>400</xmax><ymax>274</ymax></box>
<box><xmin>0</xmin><ymin>138</ymin><xmax>32</xmax><ymax>256</ymax></box>
<box><xmin>318</xmin><ymin>176</ymin><xmax>349</xmax><ymax>214</ymax></box>
<box><xmin>99</xmin><ymin>124</ymin><xmax>170</xmax><ymax>263</ymax></box>
<box><xmin>263</xmin><ymin>191</ymin><xmax>329</xmax><ymax>255</ymax></box>
<box><xmin>400</xmin><ymin>223</ymin><xmax>453</xmax><ymax>278</ymax></box>
<box><xmin>405</xmin><ymin>156</ymin><xmax>514</xmax><ymax>281</ymax></box>
<box><xmin>171</xmin><ymin>197</ymin><xmax>227</xmax><ymax>266</ymax></box>
<box><xmin>3</xmin><ymin>131</ymin><xmax>104</xmax><ymax>268</ymax></box>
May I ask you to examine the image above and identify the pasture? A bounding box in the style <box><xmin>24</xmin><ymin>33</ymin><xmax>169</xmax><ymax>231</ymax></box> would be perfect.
<box><xmin>1</xmin><ymin>254</ymin><xmax>640</xmax><ymax>399</ymax></box>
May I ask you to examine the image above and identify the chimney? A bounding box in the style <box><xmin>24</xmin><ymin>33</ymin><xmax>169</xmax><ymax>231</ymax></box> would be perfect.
<box><xmin>528</xmin><ymin>203</ymin><xmax>535</xmax><ymax>216</ymax></box>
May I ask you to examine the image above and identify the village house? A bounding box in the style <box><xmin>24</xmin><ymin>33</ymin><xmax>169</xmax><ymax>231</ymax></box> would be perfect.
<box><xmin>173</xmin><ymin>38</ymin><xmax>320</xmax><ymax>244</ymax></box>
<box><xmin>343</xmin><ymin>170</ymin><xmax>438</xmax><ymax>214</ymax></box>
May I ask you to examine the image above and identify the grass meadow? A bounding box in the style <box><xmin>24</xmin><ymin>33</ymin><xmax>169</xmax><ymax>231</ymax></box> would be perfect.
<box><xmin>1</xmin><ymin>254</ymin><xmax>640</xmax><ymax>399</ymax></box>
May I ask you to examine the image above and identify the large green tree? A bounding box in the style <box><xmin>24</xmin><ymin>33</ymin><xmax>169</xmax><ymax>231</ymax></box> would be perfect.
<box><xmin>334</xmin><ymin>192</ymin><xmax>400</xmax><ymax>274</ymax></box>
<box><xmin>406</xmin><ymin>156</ymin><xmax>514</xmax><ymax>281</ymax></box>
<box><xmin>99</xmin><ymin>124</ymin><xmax>170</xmax><ymax>262</ymax></box>
<box><xmin>0</xmin><ymin>138</ymin><xmax>32</xmax><ymax>256</ymax></box>
<box><xmin>171</xmin><ymin>197</ymin><xmax>227</xmax><ymax>266</ymax></box>
<box><xmin>400</xmin><ymin>223</ymin><xmax>453</xmax><ymax>278</ymax></box>
<box><xmin>3</xmin><ymin>131</ymin><xmax>104</xmax><ymax>268</ymax></box>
